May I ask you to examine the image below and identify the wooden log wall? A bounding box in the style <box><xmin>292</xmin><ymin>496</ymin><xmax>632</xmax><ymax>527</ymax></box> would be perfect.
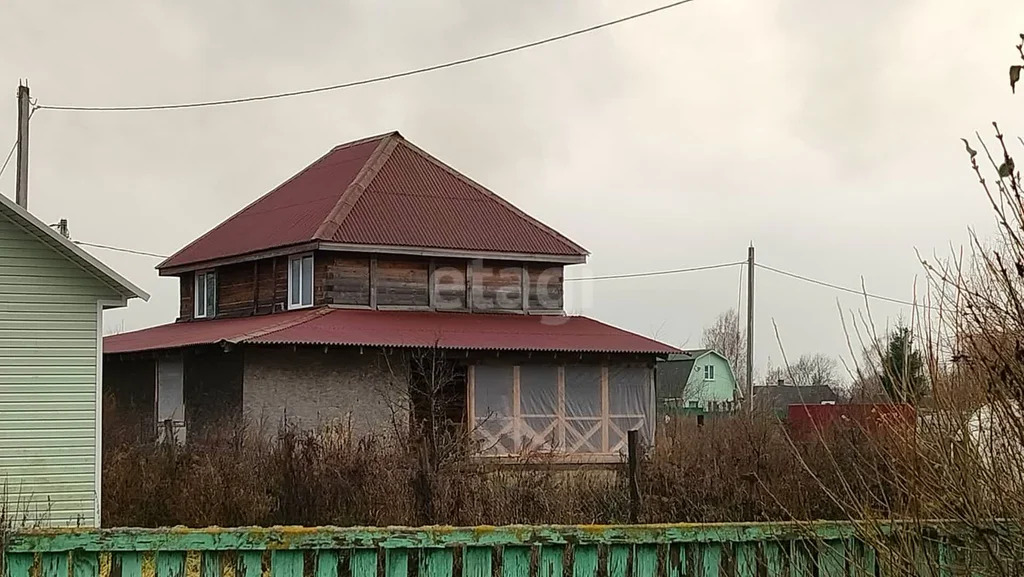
<box><xmin>173</xmin><ymin>253</ymin><xmax>566</xmax><ymax>320</ymax></box>
<box><xmin>432</xmin><ymin>258</ymin><xmax>467</xmax><ymax>310</ymax></box>
<box><xmin>258</xmin><ymin>256</ymin><xmax>287</xmax><ymax>315</ymax></box>
<box><xmin>177</xmin><ymin>273</ymin><xmax>194</xmax><ymax>321</ymax></box>
<box><xmin>375</xmin><ymin>258</ymin><xmax>430</xmax><ymax>307</ymax></box>
<box><xmin>526</xmin><ymin>263</ymin><xmax>564</xmax><ymax>311</ymax></box>
<box><xmin>216</xmin><ymin>262</ymin><xmax>256</xmax><ymax>318</ymax></box>
<box><xmin>471</xmin><ymin>261</ymin><xmax>523</xmax><ymax>311</ymax></box>
<box><xmin>319</xmin><ymin>255</ymin><xmax>371</xmax><ymax>306</ymax></box>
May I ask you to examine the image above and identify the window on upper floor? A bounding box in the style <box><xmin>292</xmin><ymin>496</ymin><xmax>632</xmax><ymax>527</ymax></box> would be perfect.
<box><xmin>288</xmin><ymin>253</ymin><xmax>314</xmax><ymax>309</ymax></box>
<box><xmin>704</xmin><ymin>364</ymin><xmax>715</xmax><ymax>380</ymax></box>
<box><xmin>194</xmin><ymin>271</ymin><xmax>217</xmax><ymax>319</ymax></box>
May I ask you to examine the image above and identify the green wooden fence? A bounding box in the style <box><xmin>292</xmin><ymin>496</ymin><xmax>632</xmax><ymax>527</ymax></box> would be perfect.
<box><xmin>1</xmin><ymin>522</ymin><xmax>951</xmax><ymax>577</ymax></box>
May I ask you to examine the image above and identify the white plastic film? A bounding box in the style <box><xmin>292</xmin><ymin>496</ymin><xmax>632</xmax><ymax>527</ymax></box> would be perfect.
<box><xmin>519</xmin><ymin>365</ymin><xmax>559</xmax><ymax>451</ymax></box>
<box><xmin>472</xmin><ymin>363</ymin><xmax>654</xmax><ymax>456</ymax></box>
<box><xmin>564</xmin><ymin>365</ymin><xmax>603</xmax><ymax>453</ymax></box>
<box><xmin>472</xmin><ymin>365</ymin><xmax>515</xmax><ymax>454</ymax></box>
<box><xmin>608</xmin><ymin>365</ymin><xmax>654</xmax><ymax>452</ymax></box>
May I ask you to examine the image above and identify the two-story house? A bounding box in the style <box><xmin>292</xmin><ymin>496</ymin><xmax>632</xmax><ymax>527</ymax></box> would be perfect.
<box><xmin>103</xmin><ymin>132</ymin><xmax>677</xmax><ymax>461</ymax></box>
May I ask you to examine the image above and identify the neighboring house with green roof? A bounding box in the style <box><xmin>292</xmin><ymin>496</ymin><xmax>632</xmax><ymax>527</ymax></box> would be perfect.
<box><xmin>0</xmin><ymin>192</ymin><xmax>148</xmax><ymax>527</ymax></box>
<box><xmin>656</xmin><ymin>349</ymin><xmax>741</xmax><ymax>415</ymax></box>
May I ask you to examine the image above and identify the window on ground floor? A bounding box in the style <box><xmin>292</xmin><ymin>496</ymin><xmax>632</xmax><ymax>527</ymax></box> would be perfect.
<box><xmin>156</xmin><ymin>356</ymin><xmax>186</xmax><ymax>444</ymax></box>
<box><xmin>470</xmin><ymin>363</ymin><xmax>653</xmax><ymax>457</ymax></box>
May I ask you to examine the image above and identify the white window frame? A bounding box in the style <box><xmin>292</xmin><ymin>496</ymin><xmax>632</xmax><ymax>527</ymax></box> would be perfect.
<box><xmin>704</xmin><ymin>364</ymin><xmax>715</xmax><ymax>381</ymax></box>
<box><xmin>288</xmin><ymin>253</ymin><xmax>315</xmax><ymax>310</ymax></box>
<box><xmin>194</xmin><ymin>270</ymin><xmax>216</xmax><ymax>319</ymax></box>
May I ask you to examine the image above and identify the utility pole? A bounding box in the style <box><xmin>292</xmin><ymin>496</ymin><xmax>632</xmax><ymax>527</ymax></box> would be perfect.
<box><xmin>746</xmin><ymin>245</ymin><xmax>755</xmax><ymax>410</ymax></box>
<box><xmin>53</xmin><ymin>218</ymin><xmax>69</xmax><ymax>239</ymax></box>
<box><xmin>15</xmin><ymin>82</ymin><xmax>30</xmax><ymax>209</ymax></box>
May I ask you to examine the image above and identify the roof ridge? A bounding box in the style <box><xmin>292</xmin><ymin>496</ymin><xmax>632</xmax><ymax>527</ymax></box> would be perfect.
<box><xmin>330</xmin><ymin>131</ymin><xmax>401</xmax><ymax>152</ymax></box>
<box><xmin>314</xmin><ymin>134</ymin><xmax>401</xmax><ymax>240</ymax></box>
<box><xmin>228</xmin><ymin>307</ymin><xmax>333</xmax><ymax>343</ymax></box>
<box><xmin>392</xmin><ymin>138</ymin><xmax>590</xmax><ymax>257</ymax></box>
<box><xmin>158</xmin><ymin>132</ymin><xmax>397</xmax><ymax>270</ymax></box>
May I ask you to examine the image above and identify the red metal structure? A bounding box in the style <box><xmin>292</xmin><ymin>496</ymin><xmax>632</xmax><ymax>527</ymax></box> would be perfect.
<box><xmin>787</xmin><ymin>403</ymin><xmax>915</xmax><ymax>438</ymax></box>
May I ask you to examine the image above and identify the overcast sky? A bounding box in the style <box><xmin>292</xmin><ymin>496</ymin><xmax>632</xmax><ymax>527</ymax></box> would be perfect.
<box><xmin>2</xmin><ymin>0</ymin><xmax>1022</xmax><ymax>381</ymax></box>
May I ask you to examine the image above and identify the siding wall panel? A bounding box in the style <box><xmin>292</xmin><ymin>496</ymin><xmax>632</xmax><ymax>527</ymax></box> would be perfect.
<box><xmin>0</xmin><ymin>215</ymin><xmax>120</xmax><ymax>527</ymax></box>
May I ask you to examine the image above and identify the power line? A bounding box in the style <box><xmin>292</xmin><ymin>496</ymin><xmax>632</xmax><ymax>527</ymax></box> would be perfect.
<box><xmin>756</xmin><ymin>262</ymin><xmax>930</xmax><ymax>309</ymax></box>
<box><xmin>1</xmin><ymin>106</ymin><xmax>37</xmax><ymax>180</ymax></box>
<box><xmin>0</xmin><ymin>139</ymin><xmax>15</xmax><ymax>179</ymax></box>
<box><xmin>566</xmin><ymin>261</ymin><xmax>745</xmax><ymax>282</ymax></box>
<box><xmin>736</xmin><ymin>262</ymin><xmax>744</xmax><ymax>317</ymax></box>
<box><xmin>74</xmin><ymin>240</ymin><xmax>169</xmax><ymax>259</ymax></box>
<box><xmin>71</xmin><ymin>240</ymin><xmax>744</xmax><ymax>282</ymax></box>
<box><xmin>69</xmin><ymin>241</ymin><xmax>744</xmax><ymax>283</ymax></box>
<box><xmin>59</xmin><ymin>241</ymin><xmax>933</xmax><ymax>311</ymax></box>
<box><xmin>37</xmin><ymin>0</ymin><xmax>697</xmax><ymax>112</ymax></box>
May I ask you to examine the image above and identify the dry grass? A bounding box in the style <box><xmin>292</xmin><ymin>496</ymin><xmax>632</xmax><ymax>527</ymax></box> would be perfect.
<box><xmin>101</xmin><ymin>404</ymin><xmax>905</xmax><ymax>528</ymax></box>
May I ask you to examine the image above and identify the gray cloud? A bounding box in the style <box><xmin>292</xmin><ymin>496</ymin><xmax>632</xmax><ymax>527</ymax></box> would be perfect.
<box><xmin>2</xmin><ymin>0</ymin><xmax>1023</xmax><ymax>379</ymax></box>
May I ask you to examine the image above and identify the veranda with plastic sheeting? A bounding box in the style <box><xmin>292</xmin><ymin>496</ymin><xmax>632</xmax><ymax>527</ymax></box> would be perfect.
<box><xmin>469</xmin><ymin>360</ymin><xmax>655</xmax><ymax>462</ymax></box>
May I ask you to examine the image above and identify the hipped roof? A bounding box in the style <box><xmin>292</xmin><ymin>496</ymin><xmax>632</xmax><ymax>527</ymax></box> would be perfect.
<box><xmin>159</xmin><ymin>132</ymin><xmax>588</xmax><ymax>271</ymax></box>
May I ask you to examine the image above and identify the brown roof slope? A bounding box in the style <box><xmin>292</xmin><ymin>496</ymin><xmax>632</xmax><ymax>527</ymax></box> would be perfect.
<box><xmin>159</xmin><ymin>132</ymin><xmax>587</xmax><ymax>270</ymax></box>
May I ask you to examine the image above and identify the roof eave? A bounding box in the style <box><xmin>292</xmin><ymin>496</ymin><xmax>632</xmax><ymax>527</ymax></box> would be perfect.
<box><xmin>320</xmin><ymin>242</ymin><xmax>588</xmax><ymax>264</ymax></box>
<box><xmin>158</xmin><ymin>241</ymin><xmax>587</xmax><ymax>275</ymax></box>
<box><xmin>104</xmin><ymin>340</ymin><xmax>675</xmax><ymax>356</ymax></box>
<box><xmin>157</xmin><ymin>241</ymin><xmax>321</xmax><ymax>275</ymax></box>
<box><xmin>0</xmin><ymin>193</ymin><xmax>149</xmax><ymax>301</ymax></box>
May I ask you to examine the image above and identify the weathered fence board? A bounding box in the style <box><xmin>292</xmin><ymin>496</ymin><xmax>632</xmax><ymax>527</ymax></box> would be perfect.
<box><xmin>1</xmin><ymin>522</ymin><xmax>974</xmax><ymax>577</ymax></box>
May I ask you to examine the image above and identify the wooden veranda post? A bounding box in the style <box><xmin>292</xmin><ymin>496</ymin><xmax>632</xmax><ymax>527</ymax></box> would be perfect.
<box><xmin>627</xmin><ymin>428</ymin><xmax>641</xmax><ymax>523</ymax></box>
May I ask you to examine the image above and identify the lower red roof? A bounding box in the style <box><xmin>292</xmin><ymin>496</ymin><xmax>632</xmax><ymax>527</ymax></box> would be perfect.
<box><xmin>104</xmin><ymin>308</ymin><xmax>678</xmax><ymax>355</ymax></box>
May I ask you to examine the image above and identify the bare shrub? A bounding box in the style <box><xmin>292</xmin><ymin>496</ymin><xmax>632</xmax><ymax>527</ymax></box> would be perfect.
<box><xmin>101</xmin><ymin>401</ymin><xmax>912</xmax><ymax>527</ymax></box>
<box><xmin>781</xmin><ymin>34</ymin><xmax>1024</xmax><ymax>575</ymax></box>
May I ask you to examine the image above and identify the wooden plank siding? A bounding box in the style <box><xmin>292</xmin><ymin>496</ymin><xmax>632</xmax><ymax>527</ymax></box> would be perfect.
<box><xmin>4</xmin><ymin>522</ymin><xmax>963</xmax><ymax>577</ymax></box>
<box><xmin>526</xmin><ymin>263</ymin><xmax>564</xmax><ymax>311</ymax></box>
<box><xmin>256</xmin><ymin>256</ymin><xmax>284</xmax><ymax>315</ymax></box>
<box><xmin>375</xmin><ymin>258</ymin><xmax>430</xmax><ymax>307</ymax></box>
<box><xmin>178</xmin><ymin>272</ymin><xmax>193</xmax><ymax>321</ymax></box>
<box><xmin>470</xmin><ymin>261</ymin><xmax>523</xmax><ymax>311</ymax></box>
<box><xmin>319</xmin><ymin>254</ymin><xmax>371</xmax><ymax>306</ymax></box>
<box><xmin>173</xmin><ymin>252</ymin><xmax>566</xmax><ymax>320</ymax></box>
<box><xmin>216</xmin><ymin>262</ymin><xmax>257</xmax><ymax>318</ymax></box>
<box><xmin>432</xmin><ymin>258</ymin><xmax>467</xmax><ymax>310</ymax></box>
<box><xmin>0</xmin><ymin>214</ymin><xmax>123</xmax><ymax>527</ymax></box>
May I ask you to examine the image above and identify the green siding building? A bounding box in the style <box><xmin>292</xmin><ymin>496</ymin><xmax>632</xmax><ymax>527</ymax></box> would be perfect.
<box><xmin>0</xmin><ymin>193</ymin><xmax>146</xmax><ymax>527</ymax></box>
<box><xmin>656</xmin><ymin>349</ymin><xmax>741</xmax><ymax>415</ymax></box>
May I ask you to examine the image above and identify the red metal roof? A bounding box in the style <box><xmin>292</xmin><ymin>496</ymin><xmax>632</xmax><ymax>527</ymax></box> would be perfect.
<box><xmin>158</xmin><ymin>132</ymin><xmax>587</xmax><ymax>270</ymax></box>
<box><xmin>159</xmin><ymin>136</ymin><xmax>383</xmax><ymax>270</ymax></box>
<box><xmin>104</xmin><ymin>308</ymin><xmax>678</xmax><ymax>355</ymax></box>
<box><xmin>102</xmin><ymin>309</ymin><xmax>328</xmax><ymax>354</ymax></box>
